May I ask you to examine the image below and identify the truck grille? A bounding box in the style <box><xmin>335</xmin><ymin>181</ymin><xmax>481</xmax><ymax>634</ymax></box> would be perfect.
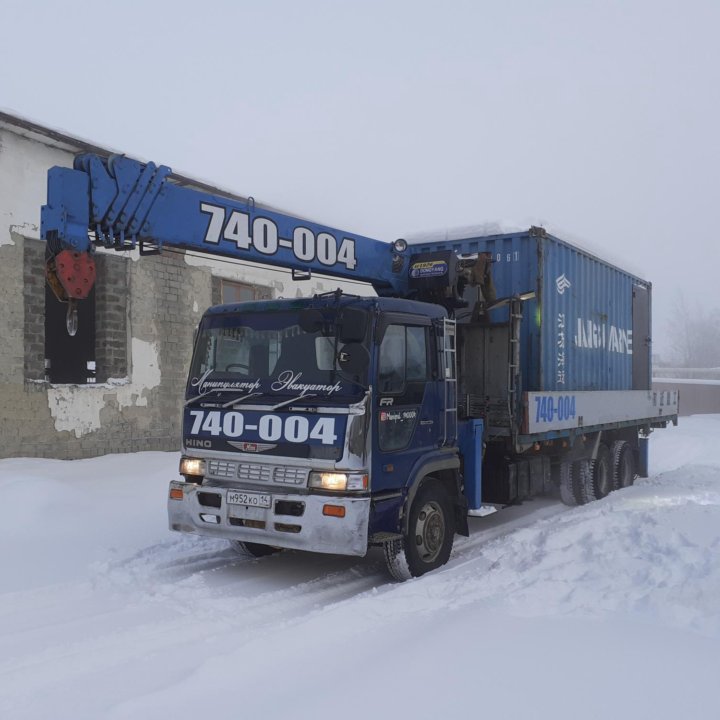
<box><xmin>273</xmin><ymin>466</ymin><xmax>308</xmax><ymax>485</ymax></box>
<box><xmin>207</xmin><ymin>459</ymin><xmax>308</xmax><ymax>486</ymax></box>
<box><xmin>207</xmin><ymin>460</ymin><xmax>236</xmax><ymax>479</ymax></box>
<box><xmin>237</xmin><ymin>462</ymin><xmax>273</xmax><ymax>483</ymax></box>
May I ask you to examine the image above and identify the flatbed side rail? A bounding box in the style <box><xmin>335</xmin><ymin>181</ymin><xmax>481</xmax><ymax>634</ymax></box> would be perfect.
<box><xmin>522</xmin><ymin>389</ymin><xmax>679</xmax><ymax>436</ymax></box>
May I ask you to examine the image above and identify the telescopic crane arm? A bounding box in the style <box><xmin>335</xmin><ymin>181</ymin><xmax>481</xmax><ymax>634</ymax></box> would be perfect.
<box><xmin>41</xmin><ymin>154</ymin><xmax>409</xmax><ymax>333</ymax></box>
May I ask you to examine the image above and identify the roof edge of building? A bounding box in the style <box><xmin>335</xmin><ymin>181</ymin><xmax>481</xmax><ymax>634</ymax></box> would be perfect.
<box><xmin>0</xmin><ymin>108</ymin><xmax>302</xmax><ymax>217</ymax></box>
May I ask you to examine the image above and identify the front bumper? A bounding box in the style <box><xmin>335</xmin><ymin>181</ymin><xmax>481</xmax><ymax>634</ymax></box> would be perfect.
<box><xmin>168</xmin><ymin>481</ymin><xmax>370</xmax><ymax>557</ymax></box>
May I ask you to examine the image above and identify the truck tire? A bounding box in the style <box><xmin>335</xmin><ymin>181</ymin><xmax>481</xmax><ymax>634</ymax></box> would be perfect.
<box><xmin>559</xmin><ymin>459</ymin><xmax>595</xmax><ymax>506</ymax></box>
<box><xmin>591</xmin><ymin>444</ymin><xmax>613</xmax><ymax>499</ymax></box>
<box><xmin>572</xmin><ymin>459</ymin><xmax>595</xmax><ymax>505</ymax></box>
<box><xmin>384</xmin><ymin>539</ymin><xmax>412</xmax><ymax>582</ymax></box>
<box><xmin>384</xmin><ymin>481</ymin><xmax>455</xmax><ymax>581</ymax></box>
<box><xmin>611</xmin><ymin>441</ymin><xmax>636</xmax><ymax>490</ymax></box>
<box><xmin>559</xmin><ymin>460</ymin><xmax>577</xmax><ymax>506</ymax></box>
<box><xmin>229</xmin><ymin>541</ymin><xmax>281</xmax><ymax>558</ymax></box>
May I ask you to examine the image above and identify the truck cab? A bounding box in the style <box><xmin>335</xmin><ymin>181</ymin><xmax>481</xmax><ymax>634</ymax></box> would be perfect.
<box><xmin>168</xmin><ymin>293</ymin><xmax>463</xmax><ymax>574</ymax></box>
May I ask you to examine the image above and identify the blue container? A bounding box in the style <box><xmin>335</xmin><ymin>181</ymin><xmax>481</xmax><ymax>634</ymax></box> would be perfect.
<box><xmin>410</xmin><ymin>229</ymin><xmax>650</xmax><ymax>392</ymax></box>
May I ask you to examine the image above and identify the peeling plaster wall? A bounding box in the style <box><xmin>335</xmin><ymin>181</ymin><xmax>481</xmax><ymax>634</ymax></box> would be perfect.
<box><xmin>0</xmin><ymin>121</ymin><xmax>376</xmax><ymax>459</ymax></box>
<box><xmin>47</xmin><ymin>338</ymin><xmax>162</xmax><ymax>437</ymax></box>
<box><xmin>0</xmin><ymin>126</ymin><xmax>197</xmax><ymax>458</ymax></box>
<box><xmin>0</xmin><ymin>129</ymin><xmax>69</xmax><ymax>395</ymax></box>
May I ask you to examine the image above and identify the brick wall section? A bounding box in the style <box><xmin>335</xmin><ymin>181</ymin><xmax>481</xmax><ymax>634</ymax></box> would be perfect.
<box><xmin>22</xmin><ymin>240</ymin><xmax>130</xmax><ymax>383</ymax></box>
<box><xmin>1</xmin><ymin>236</ymin><xmax>212</xmax><ymax>459</ymax></box>
<box><xmin>95</xmin><ymin>253</ymin><xmax>128</xmax><ymax>382</ymax></box>
<box><xmin>212</xmin><ymin>275</ymin><xmax>221</xmax><ymax>306</ymax></box>
<box><xmin>23</xmin><ymin>239</ymin><xmax>45</xmax><ymax>381</ymax></box>
<box><xmin>123</xmin><ymin>249</ymin><xmax>211</xmax><ymax>453</ymax></box>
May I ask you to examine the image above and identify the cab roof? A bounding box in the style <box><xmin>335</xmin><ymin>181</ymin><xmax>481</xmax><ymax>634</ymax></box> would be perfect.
<box><xmin>203</xmin><ymin>293</ymin><xmax>447</xmax><ymax>320</ymax></box>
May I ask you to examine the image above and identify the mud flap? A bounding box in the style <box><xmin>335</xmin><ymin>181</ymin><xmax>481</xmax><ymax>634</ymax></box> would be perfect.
<box><xmin>638</xmin><ymin>436</ymin><xmax>650</xmax><ymax>478</ymax></box>
<box><xmin>455</xmin><ymin>493</ymin><xmax>469</xmax><ymax>536</ymax></box>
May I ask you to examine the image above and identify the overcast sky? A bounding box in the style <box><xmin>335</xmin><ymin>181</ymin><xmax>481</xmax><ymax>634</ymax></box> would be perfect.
<box><xmin>2</xmin><ymin>0</ymin><xmax>718</xmax><ymax>359</ymax></box>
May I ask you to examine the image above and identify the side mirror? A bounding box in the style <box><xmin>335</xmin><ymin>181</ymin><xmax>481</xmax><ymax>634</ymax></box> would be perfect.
<box><xmin>337</xmin><ymin>342</ymin><xmax>369</xmax><ymax>375</ymax></box>
<box><xmin>299</xmin><ymin>309</ymin><xmax>324</xmax><ymax>333</ymax></box>
<box><xmin>339</xmin><ymin>308</ymin><xmax>368</xmax><ymax>343</ymax></box>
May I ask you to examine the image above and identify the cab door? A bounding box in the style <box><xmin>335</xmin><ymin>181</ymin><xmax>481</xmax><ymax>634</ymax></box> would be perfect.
<box><xmin>372</xmin><ymin>316</ymin><xmax>441</xmax><ymax>493</ymax></box>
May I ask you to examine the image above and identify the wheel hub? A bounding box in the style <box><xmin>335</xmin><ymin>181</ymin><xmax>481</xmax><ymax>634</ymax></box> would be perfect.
<box><xmin>415</xmin><ymin>500</ymin><xmax>445</xmax><ymax>562</ymax></box>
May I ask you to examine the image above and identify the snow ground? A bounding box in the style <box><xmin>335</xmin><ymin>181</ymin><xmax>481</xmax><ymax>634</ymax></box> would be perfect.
<box><xmin>2</xmin><ymin>417</ymin><xmax>719</xmax><ymax>720</ymax></box>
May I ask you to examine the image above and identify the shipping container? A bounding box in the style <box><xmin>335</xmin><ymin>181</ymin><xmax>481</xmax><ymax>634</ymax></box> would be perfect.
<box><xmin>410</xmin><ymin>227</ymin><xmax>651</xmax><ymax>394</ymax></box>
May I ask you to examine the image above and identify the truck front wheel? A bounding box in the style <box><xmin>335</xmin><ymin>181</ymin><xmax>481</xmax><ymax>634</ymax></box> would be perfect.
<box><xmin>384</xmin><ymin>481</ymin><xmax>455</xmax><ymax>581</ymax></box>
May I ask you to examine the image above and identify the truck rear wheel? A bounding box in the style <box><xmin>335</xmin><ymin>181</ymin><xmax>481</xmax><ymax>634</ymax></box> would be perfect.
<box><xmin>591</xmin><ymin>444</ymin><xmax>613</xmax><ymax>499</ymax></box>
<box><xmin>229</xmin><ymin>541</ymin><xmax>281</xmax><ymax>558</ymax></box>
<box><xmin>559</xmin><ymin>460</ymin><xmax>577</xmax><ymax>506</ymax></box>
<box><xmin>384</xmin><ymin>481</ymin><xmax>455</xmax><ymax>581</ymax></box>
<box><xmin>611</xmin><ymin>441</ymin><xmax>636</xmax><ymax>489</ymax></box>
<box><xmin>559</xmin><ymin>459</ymin><xmax>595</xmax><ymax>506</ymax></box>
<box><xmin>572</xmin><ymin>459</ymin><xmax>595</xmax><ymax>505</ymax></box>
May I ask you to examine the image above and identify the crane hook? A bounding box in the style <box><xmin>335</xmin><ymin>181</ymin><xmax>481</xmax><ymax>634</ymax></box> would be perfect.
<box><xmin>66</xmin><ymin>299</ymin><xmax>79</xmax><ymax>337</ymax></box>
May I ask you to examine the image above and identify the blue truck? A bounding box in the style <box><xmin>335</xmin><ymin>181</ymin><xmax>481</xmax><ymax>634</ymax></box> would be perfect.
<box><xmin>41</xmin><ymin>154</ymin><xmax>678</xmax><ymax>579</ymax></box>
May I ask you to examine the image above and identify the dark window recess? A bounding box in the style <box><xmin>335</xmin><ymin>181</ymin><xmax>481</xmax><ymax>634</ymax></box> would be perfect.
<box><xmin>44</xmin><ymin>284</ymin><xmax>96</xmax><ymax>384</ymax></box>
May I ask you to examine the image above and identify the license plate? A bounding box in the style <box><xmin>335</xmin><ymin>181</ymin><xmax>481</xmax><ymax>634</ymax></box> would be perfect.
<box><xmin>227</xmin><ymin>490</ymin><xmax>271</xmax><ymax>508</ymax></box>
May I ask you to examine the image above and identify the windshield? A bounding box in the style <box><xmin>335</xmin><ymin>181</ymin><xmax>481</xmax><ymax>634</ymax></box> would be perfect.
<box><xmin>188</xmin><ymin>310</ymin><xmax>368</xmax><ymax>400</ymax></box>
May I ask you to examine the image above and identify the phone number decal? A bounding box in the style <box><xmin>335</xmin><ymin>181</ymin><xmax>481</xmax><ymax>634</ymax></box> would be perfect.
<box><xmin>200</xmin><ymin>202</ymin><xmax>357</xmax><ymax>270</ymax></box>
<box><xmin>188</xmin><ymin>410</ymin><xmax>338</xmax><ymax>445</ymax></box>
<box><xmin>534</xmin><ymin>394</ymin><xmax>577</xmax><ymax>424</ymax></box>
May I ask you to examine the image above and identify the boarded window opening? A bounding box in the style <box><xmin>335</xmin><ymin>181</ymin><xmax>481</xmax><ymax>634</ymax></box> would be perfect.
<box><xmin>44</xmin><ymin>285</ymin><xmax>96</xmax><ymax>384</ymax></box>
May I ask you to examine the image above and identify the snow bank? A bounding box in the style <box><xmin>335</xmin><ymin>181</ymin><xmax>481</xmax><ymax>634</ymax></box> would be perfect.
<box><xmin>1</xmin><ymin>417</ymin><xmax>719</xmax><ymax>719</ymax></box>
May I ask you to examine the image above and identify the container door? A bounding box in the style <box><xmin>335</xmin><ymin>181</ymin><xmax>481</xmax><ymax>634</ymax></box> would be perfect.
<box><xmin>632</xmin><ymin>284</ymin><xmax>651</xmax><ymax>390</ymax></box>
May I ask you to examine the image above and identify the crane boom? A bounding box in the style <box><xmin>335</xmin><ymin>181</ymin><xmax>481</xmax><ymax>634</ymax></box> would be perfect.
<box><xmin>41</xmin><ymin>154</ymin><xmax>408</xmax><ymax>322</ymax></box>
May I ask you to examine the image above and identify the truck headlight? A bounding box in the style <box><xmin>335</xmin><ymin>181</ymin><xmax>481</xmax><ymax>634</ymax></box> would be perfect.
<box><xmin>308</xmin><ymin>472</ymin><xmax>368</xmax><ymax>492</ymax></box>
<box><xmin>179</xmin><ymin>456</ymin><xmax>206</xmax><ymax>480</ymax></box>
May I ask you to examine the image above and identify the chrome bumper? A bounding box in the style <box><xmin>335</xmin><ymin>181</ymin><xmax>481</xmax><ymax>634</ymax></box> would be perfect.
<box><xmin>167</xmin><ymin>481</ymin><xmax>370</xmax><ymax>557</ymax></box>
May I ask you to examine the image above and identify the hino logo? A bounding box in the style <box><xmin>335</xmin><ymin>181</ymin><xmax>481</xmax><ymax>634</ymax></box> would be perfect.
<box><xmin>556</xmin><ymin>273</ymin><xmax>572</xmax><ymax>295</ymax></box>
<box><xmin>186</xmin><ymin>438</ymin><xmax>211</xmax><ymax>448</ymax></box>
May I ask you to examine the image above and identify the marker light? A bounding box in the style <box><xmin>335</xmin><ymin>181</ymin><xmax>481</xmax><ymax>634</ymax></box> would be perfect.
<box><xmin>323</xmin><ymin>504</ymin><xmax>346</xmax><ymax>518</ymax></box>
<box><xmin>169</xmin><ymin>487</ymin><xmax>184</xmax><ymax>500</ymax></box>
<box><xmin>308</xmin><ymin>472</ymin><xmax>369</xmax><ymax>492</ymax></box>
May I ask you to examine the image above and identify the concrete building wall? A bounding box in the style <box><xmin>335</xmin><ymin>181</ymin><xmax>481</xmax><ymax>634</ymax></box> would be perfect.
<box><xmin>0</xmin><ymin>117</ymin><xmax>370</xmax><ymax>459</ymax></box>
<box><xmin>653</xmin><ymin>380</ymin><xmax>720</xmax><ymax>416</ymax></box>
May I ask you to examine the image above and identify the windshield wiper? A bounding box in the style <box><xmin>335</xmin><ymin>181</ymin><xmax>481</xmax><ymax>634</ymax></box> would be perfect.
<box><xmin>269</xmin><ymin>393</ymin><xmax>318</xmax><ymax>411</ymax></box>
<box><xmin>185</xmin><ymin>388</ymin><xmax>260</xmax><ymax>407</ymax></box>
<box><xmin>222</xmin><ymin>392</ymin><xmax>263</xmax><ymax>409</ymax></box>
